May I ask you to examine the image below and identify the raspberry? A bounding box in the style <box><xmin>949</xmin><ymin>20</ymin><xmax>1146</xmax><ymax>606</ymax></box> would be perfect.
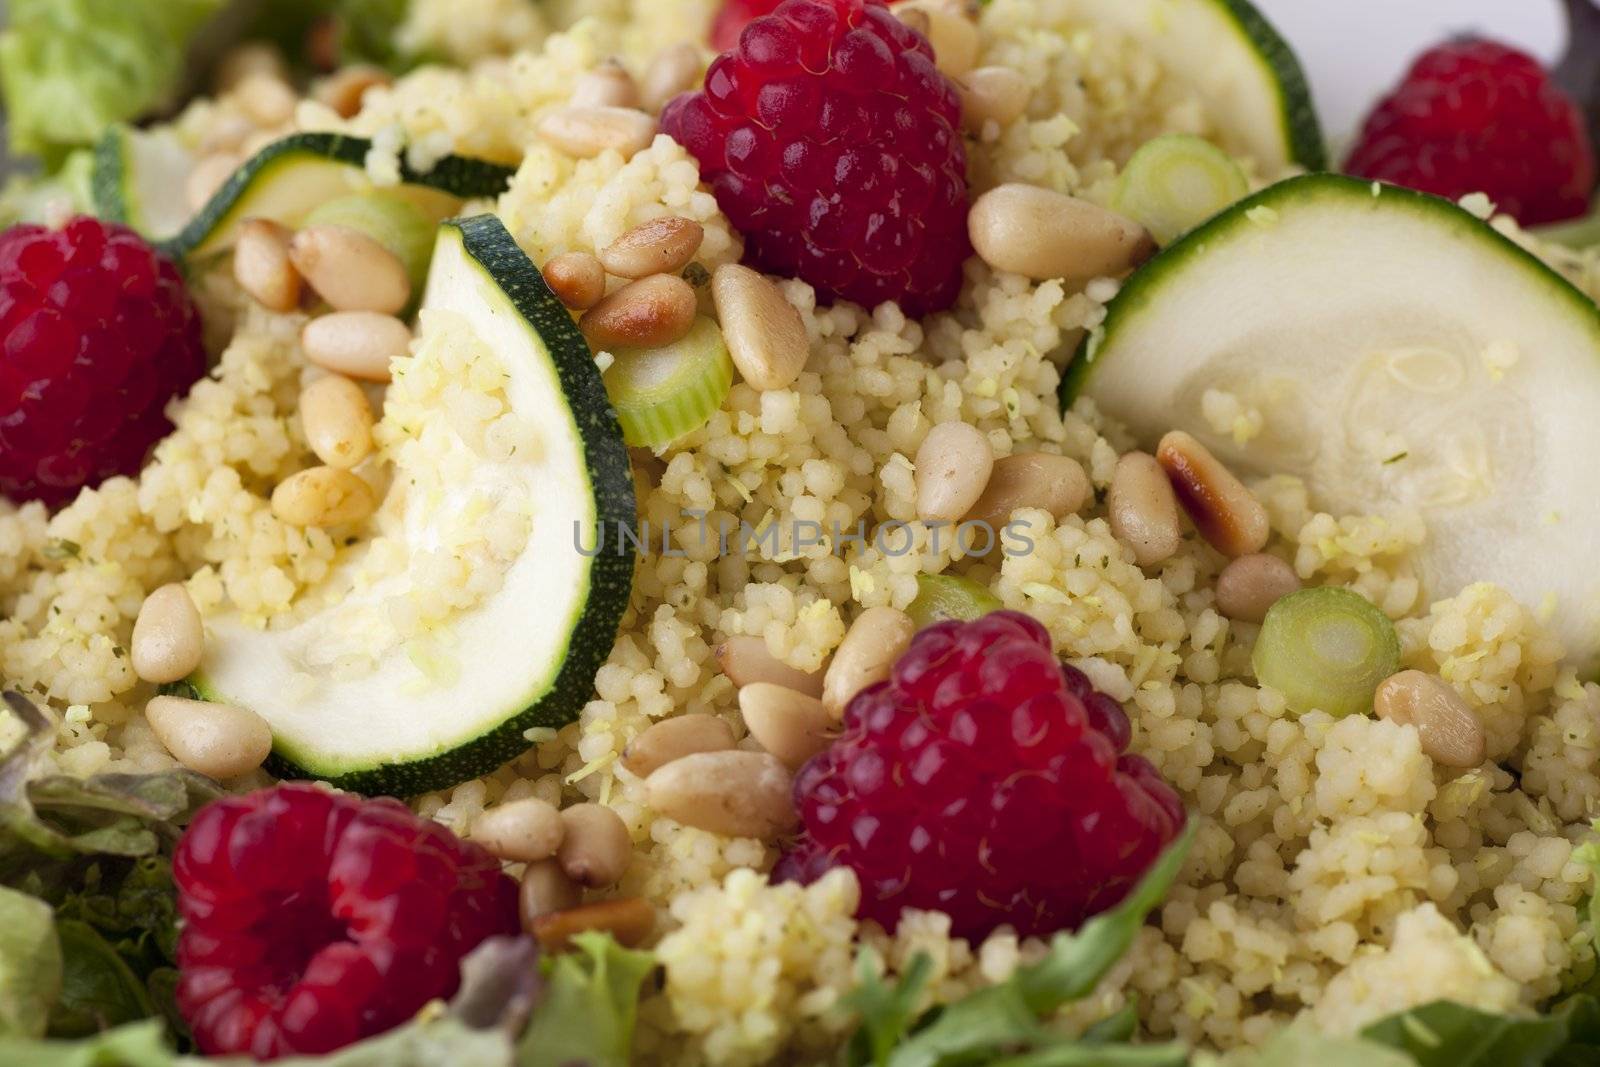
<box><xmin>776</xmin><ymin>611</ymin><xmax>1185</xmax><ymax>941</ymax></box>
<box><xmin>173</xmin><ymin>784</ymin><xmax>519</xmax><ymax>1059</ymax></box>
<box><xmin>0</xmin><ymin>217</ymin><xmax>205</xmax><ymax>507</ymax></box>
<box><xmin>663</xmin><ymin>0</ymin><xmax>971</xmax><ymax>316</ymax></box>
<box><xmin>1345</xmin><ymin>38</ymin><xmax>1597</xmax><ymax>226</ymax></box>
<box><xmin>710</xmin><ymin>0</ymin><xmax>782</xmax><ymax>52</ymax></box>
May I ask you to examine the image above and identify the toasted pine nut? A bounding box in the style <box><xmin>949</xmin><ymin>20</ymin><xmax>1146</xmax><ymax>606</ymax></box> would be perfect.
<box><xmin>580</xmin><ymin>274</ymin><xmax>697</xmax><ymax>350</ymax></box>
<box><xmin>145</xmin><ymin>696</ymin><xmax>272</xmax><ymax>780</ymax></box>
<box><xmin>314</xmin><ymin>65</ymin><xmax>392</xmax><ymax>119</ymax></box>
<box><xmin>958</xmin><ymin>67</ymin><xmax>1032</xmax><ymax>132</ymax></box>
<box><xmin>214</xmin><ymin>43</ymin><xmax>290</xmax><ymax>94</ymax></box>
<box><xmin>715</xmin><ymin>635</ymin><xmax>824</xmax><ymax>697</ymax></box>
<box><xmin>1108</xmin><ymin>451</ymin><xmax>1182</xmax><ymax>567</ymax></box>
<box><xmin>893</xmin><ymin>1</ymin><xmax>979</xmax><ymax>77</ymax></box>
<box><xmin>964</xmin><ymin>452</ymin><xmax>1088</xmax><ymax>531</ymax></box>
<box><xmin>530</xmin><ymin>897</ymin><xmax>655</xmax><ymax>953</ymax></box>
<box><xmin>641</xmin><ymin>43</ymin><xmax>703</xmax><ymax>112</ymax></box>
<box><xmin>1374</xmin><ymin>671</ymin><xmax>1486</xmax><ymax>768</ymax></box>
<box><xmin>472</xmin><ymin>798</ymin><xmax>566</xmax><ymax>863</ymax></box>
<box><xmin>234</xmin><ymin>73</ymin><xmax>298</xmax><ymax>127</ymax></box>
<box><xmin>186</xmin><ymin>154</ymin><xmax>239</xmax><ymax>212</ymax></box>
<box><xmin>620</xmin><ymin>714</ymin><xmax>736</xmax><ymax>777</ymax></box>
<box><xmin>557</xmin><ymin>803</ymin><xmax>632</xmax><ymax>888</ymax></box>
<box><xmin>739</xmin><ymin>683</ymin><xmax>833</xmax><ymax>769</ymax></box>
<box><xmin>132</xmin><ymin>583</ymin><xmax>204</xmax><ymax>684</ymax></box>
<box><xmin>543</xmin><ymin>251</ymin><xmax>608</xmax><ymax>310</ymax></box>
<box><xmin>289</xmin><ymin>226</ymin><xmax>411</xmax><ymax>314</ymax></box>
<box><xmin>233</xmin><ymin>219</ymin><xmax>303</xmax><ymax>312</ymax></box>
<box><xmin>969</xmin><ymin>184</ymin><xmax>1156</xmax><ymax>283</ymax></box>
<box><xmin>271</xmin><ymin>466</ymin><xmax>377</xmax><ymax>527</ymax></box>
<box><xmin>519</xmin><ymin>859</ymin><xmax>582</xmax><ymax>926</ymax></box>
<box><xmin>711</xmin><ymin>264</ymin><xmax>809</xmax><ymax>391</ymax></box>
<box><xmin>300</xmin><ymin>375</ymin><xmax>375</xmax><ymax>469</ymax></box>
<box><xmin>601</xmin><ymin>217</ymin><xmax>705</xmax><ymax>279</ymax></box>
<box><xmin>572</xmin><ymin>59</ymin><xmax>641</xmax><ymax>109</ymax></box>
<box><xmin>537</xmin><ymin>106</ymin><xmax>657</xmax><ymax>159</ymax></box>
<box><xmin>915</xmin><ymin>421</ymin><xmax>995</xmax><ymax>524</ymax></box>
<box><xmin>1157</xmin><ymin>431</ymin><xmax>1269</xmax><ymax>558</ymax></box>
<box><xmin>1215</xmin><ymin>553</ymin><xmax>1301</xmax><ymax>624</ymax></box>
<box><xmin>645</xmin><ymin>751</ymin><xmax>797</xmax><ymax>839</ymax></box>
<box><xmin>301</xmin><ymin>311</ymin><xmax>411</xmax><ymax>382</ymax></box>
<box><xmin>822</xmin><ymin>607</ymin><xmax>917</xmax><ymax>718</ymax></box>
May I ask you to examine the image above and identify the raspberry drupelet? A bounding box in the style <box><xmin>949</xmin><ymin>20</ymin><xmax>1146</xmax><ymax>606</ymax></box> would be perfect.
<box><xmin>0</xmin><ymin>217</ymin><xmax>206</xmax><ymax>507</ymax></box>
<box><xmin>173</xmin><ymin>784</ymin><xmax>520</xmax><ymax>1059</ymax></box>
<box><xmin>663</xmin><ymin>0</ymin><xmax>972</xmax><ymax>316</ymax></box>
<box><xmin>776</xmin><ymin>611</ymin><xmax>1186</xmax><ymax>941</ymax></box>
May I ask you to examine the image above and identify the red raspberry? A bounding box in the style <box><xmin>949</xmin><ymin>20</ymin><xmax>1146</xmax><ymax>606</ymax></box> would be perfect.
<box><xmin>711</xmin><ymin>0</ymin><xmax>782</xmax><ymax>52</ymax></box>
<box><xmin>1345</xmin><ymin>38</ymin><xmax>1597</xmax><ymax>226</ymax></box>
<box><xmin>0</xmin><ymin>217</ymin><xmax>205</xmax><ymax>507</ymax></box>
<box><xmin>173</xmin><ymin>784</ymin><xmax>519</xmax><ymax>1059</ymax></box>
<box><xmin>663</xmin><ymin>0</ymin><xmax>971</xmax><ymax>316</ymax></box>
<box><xmin>775</xmin><ymin>611</ymin><xmax>1185</xmax><ymax>941</ymax></box>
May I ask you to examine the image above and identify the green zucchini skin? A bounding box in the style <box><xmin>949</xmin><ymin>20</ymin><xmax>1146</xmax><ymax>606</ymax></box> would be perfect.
<box><xmin>1215</xmin><ymin>0</ymin><xmax>1326</xmax><ymax>171</ymax></box>
<box><xmin>182</xmin><ymin>216</ymin><xmax>636</xmax><ymax>798</ymax></box>
<box><xmin>159</xmin><ymin>132</ymin><xmax>516</xmax><ymax>260</ymax></box>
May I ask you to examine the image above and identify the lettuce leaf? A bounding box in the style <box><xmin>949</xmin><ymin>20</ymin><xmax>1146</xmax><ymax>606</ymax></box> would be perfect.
<box><xmin>0</xmin><ymin>884</ymin><xmax>62</xmax><ymax>1039</ymax></box>
<box><xmin>1198</xmin><ymin>1026</ymin><xmax>1415</xmax><ymax>1067</ymax></box>
<box><xmin>1359</xmin><ymin>996</ymin><xmax>1600</xmax><ymax>1067</ymax></box>
<box><xmin>518</xmin><ymin>931</ymin><xmax>658</xmax><ymax>1067</ymax></box>
<box><xmin>0</xmin><ymin>0</ymin><xmax>225</xmax><ymax>162</ymax></box>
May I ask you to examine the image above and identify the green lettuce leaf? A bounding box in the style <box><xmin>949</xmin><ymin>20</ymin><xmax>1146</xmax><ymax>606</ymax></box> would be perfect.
<box><xmin>0</xmin><ymin>884</ymin><xmax>63</xmax><ymax>1039</ymax></box>
<box><xmin>843</xmin><ymin>823</ymin><xmax>1195</xmax><ymax>1067</ymax></box>
<box><xmin>243</xmin><ymin>0</ymin><xmax>418</xmax><ymax>72</ymax></box>
<box><xmin>49</xmin><ymin>920</ymin><xmax>155</xmax><ymax>1038</ymax></box>
<box><xmin>0</xmin><ymin>151</ymin><xmax>94</xmax><ymax>228</ymax></box>
<box><xmin>518</xmin><ymin>931</ymin><xmax>658</xmax><ymax>1067</ymax></box>
<box><xmin>1197</xmin><ymin>1025</ymin><xmax>1416</xmax><ymax>1067</ymax></box>
<box><xmin>1359</xmin><ymin>996</ymin><xmax>1600</xmax><ymax>1067</ymax></box>
<box><xmin>0</xmin><ymin>0</ymin><xmax>225</xmax><ymax>162</ymax></box>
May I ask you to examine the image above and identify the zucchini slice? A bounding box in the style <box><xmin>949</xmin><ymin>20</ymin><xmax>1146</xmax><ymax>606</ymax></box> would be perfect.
<box><xmin>161</xmin><ymin>132</ymin><xmax>515</xmax><ymax>259</ymax></box>
<box><xmin>1062</xmin><ymin>0</ymin><xmax>1325</xmax><ymax>172</ymax></box>
<box><xmin>191</xmin><ymin>215</ymin><xmax>636</xmax><ymax>795</ymax></box>
<box><xmin>1062</xmin><ymin>174</ymin><xmax>1600</xmax><ymax>668</ymax></box>
<box><xmin>92</xmin><ymin>125</ymin><xmax>196</xmax><ymax>242</ymax></box>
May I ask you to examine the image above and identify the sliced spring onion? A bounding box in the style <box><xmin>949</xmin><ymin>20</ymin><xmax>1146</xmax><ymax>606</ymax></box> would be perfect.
<box><xmin>304</xmin><ymin>190</ymin><xmax>436</xmax><ymax>298</ymax></box>
<box><xmin>1112</xmin><ymin>134</ymin><xmax>1249</xmax><ymax>246</ymax></box>
<box><xmin>907</xmin><ymin>573</ymin><xmax>1003</xmax><ymax>629</ymax></box>
<box><xmin>1252</xmin><ymin>586</ymin><xmax>1400</xmax><ymax>718</ymax></box>
<box><xmin>602</xmin><ymin>316</ymin><xmax>733</xmax><ymax>449</ymax></box>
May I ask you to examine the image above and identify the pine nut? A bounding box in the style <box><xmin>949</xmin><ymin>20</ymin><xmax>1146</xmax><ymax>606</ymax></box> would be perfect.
<box><xmin>572</xmin><ymin>59</ymin><xmax>641</xmax><ymax>109</ymax></box>
<box><xmin>641</xmin><ymin>43</ymin><xmax>703</xmax><ymax>112</ymax></box>
<box><xmin>1215</xmin><ymin>553</ymin><xmax>1301</xmax><ymax>624</ymax></box>
<box><xmin>537</xmin><ymin>106</ymin><xmax>657</xmax><ymax>159</ymax></box>
<box><xmin>601</xmin><ymin>217</ymin><xmax>705</xmax><ymax>279</ymax></box>
<box><xmin>556</xmin><ymin>803</ymin><xmax>632</xmax><ymax>888</ymax></box>
<box><xmin>471</xmin><ymin>798</ymin><xmax>565</xmax><ymax>863</ymax></box>
<box><xmin>234</xmin><ymin>73</ymin><xmax>298</xmax><ymax>127</ymax></box>
<box><xmin>186</xmin><ymin>154</ymin><xmax>239</xmax><ymax>212</ymax></box>
<box><xmin>739</xmin><ymin>683</ymin><xmax>833</xmax><ymax>769</ymax></box>
<box><xmin>958</xmin><ymin>67</ymin><xmax>1031</xmax><ymax>132</ymax></box>
<box><xmin>299</xmin><ymin>375</ymin><xmax>375</xmax><ymax>469</ymax></box>
<box><xmin>543</xmin><ymin>251</ymin><xmax>608</xmax><ymax>310</ymax></box>
<box><xmin>715</xmin><ymin>635</ymin><xmax>824</xmax><ymax>697</ymax></box>
<box><xmin>214</xmin><ymin>42</ymin><xmax>290</xmax><ymax>94</ymax></box>
<box><xmin>145</xmin><ymin>696</ymin><xmax>272</xmax><ymax>780</ymax></box>
<box><xmin>315</xmin><ymin>65</ymin><xmax>392</xmax><ymax>119</ymax></box>
<box><xmin>1374</xmin><ymin>671</ymin><xmax>1486</xmax><ymax>768</ymax></box>
<box><xmin>822</xmin><ymin>607</ymin><xmax>916</xmax><ymax>718</ymax></box>
<box><xmin>131</xmin><ymin>583</ymin><xmax>204</xmax><ymax>684</ymax></box>
<box><xmin>1108</xmin><ymin>451</ymin><xmax>1181</xmax><ymax>567</ymax></box>
<box><xmin>530</xmin><ymin>897</ymin><xmax>655</xmax><ymax>953</ymax></box>
<box><xmin>645</xmin><ymin>751</ymin><xmax>797</xmax><ymax>839</ymax></box>
<box><xmin>1157</xmin><ymin>431</ymin><xmax>1269</xmax><ymax>558</ymax></box>
<box><xmin>620</xmin><ymin>714</ymin><xmax>736</xmax><ymax>778</ymax></box>
<box><xmin>915</xmin><ymin>421</ymin><xmax>995</xmax><ymax>523</ymax></box>
<box><xmin>289</xmin><ymin>226</ymin><xmax>411</xmax><ymax>314</ymax></box>
<box><xmin>964</xmin><ymin>452</ymin><xmax>1088</xmax><ymax>531</ymax></box>
<box><xmin>271</xmin><ymin>466</ymin><xmax>377</xmax><ymax>527</ymax></box>
<box><xmin>518</xmin><ymin>859</ymin><xmax>582</xmax><ymax>926</ymax></box>
<box><xmin>233</xmin><ymin>219</ymin><xmax>303</xmax><ymax>312</ymax></box>
<box><xmin>711</xmin><ymin>264</ymin><xmax>809</xmax><ymax>392</ymax></box>
<box><xmin>894</xmin><ymin>1</ymin><xmax>979</xmax><ymax>77</ymax></box>
<box><xmin>301</xmin><ymin>311</ymin><xmax>411</xmax><ymax>382</ymax></box>
<box><xmin>969</xmin><ymin>184</ymin><xmax>1156</xmax><ymax>283</ymax></box>
<box><xmin>580</xmin><ymin>273</ymin><xmax>697</xmax><ymax>350</ymax></box>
